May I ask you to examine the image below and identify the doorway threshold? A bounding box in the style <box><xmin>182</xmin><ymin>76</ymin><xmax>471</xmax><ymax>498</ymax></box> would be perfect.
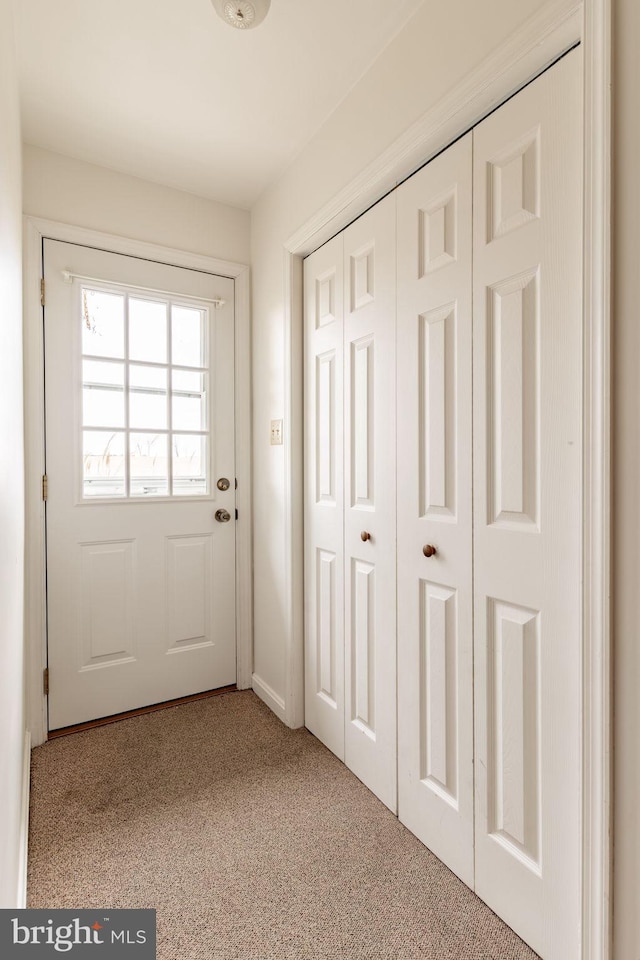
<box><xmin>47</xmin><ymin>685</ymin><xmax>238</xmax><ymax>740</ymax></box>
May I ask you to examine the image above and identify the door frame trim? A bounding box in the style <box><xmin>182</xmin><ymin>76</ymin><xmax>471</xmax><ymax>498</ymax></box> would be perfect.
<box><xmin>24</xmin><ymin>217</ymin><xmax>253</xmax><ymax>747</ymax></box>
<box><xmin>280</xmin><ymin>0</ymin><xmax>611</xmax><ymax>956</ymax></box>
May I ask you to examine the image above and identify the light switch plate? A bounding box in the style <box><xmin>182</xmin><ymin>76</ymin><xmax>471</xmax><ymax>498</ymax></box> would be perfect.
<box><xmin>270</xmin><ymin>419</ymin><xmax>283</xmax><ymax>445</ymax></box>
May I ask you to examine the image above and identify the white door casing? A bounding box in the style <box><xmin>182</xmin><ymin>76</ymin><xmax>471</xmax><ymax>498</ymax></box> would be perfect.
<box><xmin>303</xmin><ymin>233</ymin><xmax>345</xmax><ymax>759</ymax></box>
<box><xmin>343</xmin><ymin>194</ymin><xmax>397</xmax><ymax>813</ymax></box>
<box><xmin>472</xmin><ymin>49</ymin><xmax>583</xmax><ymax>958</ymax></box>
<box><xmin>45</xmin><ymin>240</ymin><xmax>237</xmax><ymax>729</ymax></box>
<box><xmin>396</xmin><ymin>133</ymin><xmax>474</xmax><ymax>885</ymax></box>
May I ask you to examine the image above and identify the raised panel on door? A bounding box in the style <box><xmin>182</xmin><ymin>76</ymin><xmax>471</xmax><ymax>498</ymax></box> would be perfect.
<box><xmin>165</xmin><ymin>534</ymin><xmax>214</xmax><ymax>652</ymax></box>
<box><xmin>343</xmin><ymin>193</ymin><xmax>397</xmax><ymax>813</ymax></box>
<box><xmin>304</xmin><ymin>235</ymin><xmax>345</xmax><ymax>759</ymax></box>
<box><xmin>79</xmin><ymin>540</ymin><xmax>137</xmax><ymax>668</ymax></box>
<box><xmin>396</xmin><ymin>133</ymin><xmax>474</xmax><ymax>884</ymax></box>
<box><xmin>473</xmin><ymin>50</ymin><xmax>583</xmax><ymax>959</ymax></box>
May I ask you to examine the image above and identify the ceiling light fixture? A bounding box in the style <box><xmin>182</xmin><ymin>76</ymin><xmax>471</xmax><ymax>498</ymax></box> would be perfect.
<box><xmin>211</xmin><ymin>0</ymin><xmax>271</xmax><ymax>30</ymax></box>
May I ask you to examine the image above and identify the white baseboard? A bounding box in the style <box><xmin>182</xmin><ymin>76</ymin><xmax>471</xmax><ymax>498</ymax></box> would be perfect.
<box><xmin>251</xmin><ymin>674</ymin><xmax>287</xmax><ymax>724</ymax></box>
<box><xmin>17</xmin><ymin>730</ymin><xmax>31</xmax><ymax>908</ymax></box>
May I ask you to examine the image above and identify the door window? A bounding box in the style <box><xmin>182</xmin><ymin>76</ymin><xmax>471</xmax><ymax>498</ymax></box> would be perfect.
<box><xmin>80</xmin><ymin>284</ymin><xmax>210</xmax><ymax>499</ymax></box>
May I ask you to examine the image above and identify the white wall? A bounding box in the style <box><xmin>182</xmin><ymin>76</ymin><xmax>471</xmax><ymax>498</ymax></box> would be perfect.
<box><xmin>0</xmin><ymin>0</ymin><xmax>26</xmax><ymax>909</ymax></box>
<box><xmin>249</xmin><ymin>0</ymin><xmax>544</xmax><ymax>709</ymax></box>
<box><xmin>23</xmin><ymin>145</ymin><xmax>251</xmax><ymax>265</ymax></box>
<box><xmin>14</xmin><ymin>3</ymin><xmax>638</xmax><ymax>952</ymax></box>
<box><xmin>612</xmin><ymin>0</ymin><xmax>640</xmax><ymax>955</ymax></box>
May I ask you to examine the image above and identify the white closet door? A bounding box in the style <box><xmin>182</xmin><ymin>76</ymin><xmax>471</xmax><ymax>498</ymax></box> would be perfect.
<box><xmin>343</xmin><ymin>194</ymin><xmax>397</xmax><ymax>812</ymax></box>
<box><xmin>304</xmin><ymin>234</ymin><xmax>345</xmax><ymax>759</ymax></box>
<box><xmin>473</xmin><ymin>50</ymin><xmax>583</xmax><ymax>958</ymax></box>
<box><xmin>396</xmin><ymin>133</ymin><xmax>474</xmax><ymax>884</ymax></box>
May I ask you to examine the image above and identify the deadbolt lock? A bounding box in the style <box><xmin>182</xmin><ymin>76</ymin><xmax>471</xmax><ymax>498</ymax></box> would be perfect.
<box><xmin>217</xmin><ymin>477</ymin><xmax>231</xmax><ymax>491</ymax></box>
<box><xmin>215</xmin><ymin>509</ymin><xmax>231</xmax><ymax>523</ymax></box>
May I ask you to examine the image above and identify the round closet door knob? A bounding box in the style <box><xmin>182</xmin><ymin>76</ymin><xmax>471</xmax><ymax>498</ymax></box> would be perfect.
<box><xmin>422</xmin><ymin>544</ymin><xmax>437</xmax><ymax>558</ymax></box>
<box><xmin>361</xmin><ymin>531</ymin><xmax>371</xmax><ymax>542</ymax></box>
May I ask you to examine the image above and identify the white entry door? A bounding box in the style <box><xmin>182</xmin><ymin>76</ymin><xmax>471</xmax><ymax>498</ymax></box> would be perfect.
<box><xmin>472</xmin><ymin>50</ymin><xmax>583</xmax><ymax>958</ymax></box>
<box><xmin>44</xmin><ymin>240</ymin><xmax>237</xmax><ymax>730</ymax></box>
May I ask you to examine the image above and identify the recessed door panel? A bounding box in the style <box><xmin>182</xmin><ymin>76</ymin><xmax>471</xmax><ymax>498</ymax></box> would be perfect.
<box><xmin>488</xmin><ymin>128</ymin><xmax>540</xmax><ymax>241</ymax></box>
<box><xmin>316</xmin><ymin>350</ymin><xmax>337</xmax><ymax>504</ymax></box>
<box><xmin>350</xmin><ymin>244</ymin><xmax>375</xmax><ymax>311</ymax></box>
<box><xmin>316</xmin><ymin>268</ymin><xmax>337</xmax><ymax>328</ymax></box>
<box><xmin>351</xmin><ymin>559</ymin><xmax>376</xmax><ymax>736</ymax></box>
<box><xmin>351</xmin><ymin>338</ymin><xmax>375</xmax><ymax>507</ymax></box>
<box><xmin>487</xmin><ymin>269</ymin><xmax>539</xmax><ymax>527</ymax></box>
<box><xmin>316</xmin><ymin>549</ymin><xmax>337</xmax><ymax>706</ymax></box>
<box><xmin>420</xmin><ymin>304</ymin><xmax>458</xmax><ymax>518</ymax></box>
<box><xmin>487</xmin><ymin>599</ymin><xmax>541</xmax><ymax>866</ymax></box>
<box><xmin>420</xmin><ymin>580</ymin><xmax>458</xmax><ymax>801</ymax></box>
<box><xmin>419</xmin><ymin>188</ymin><xmax>457</xmax><ymax>275</ymax></box>
<box><xmin>80</xmin><ymin>540</ymin><xmax>136</xmax><ymax>668</ymax></box>
<box><xmin>165</xmin><ymin>534</ymin><xmax>214</xmax><ymax>652</ymax></box>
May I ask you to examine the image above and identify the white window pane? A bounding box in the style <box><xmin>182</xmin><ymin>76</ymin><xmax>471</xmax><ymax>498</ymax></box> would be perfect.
<box><xmin>129</xmin><ymin>365</ymin><xmax>167</xmax><ymax>430</ymax></box>
<box><xmin>172</xmin><ymin>306</ymin><xmax>205</xmax><ymax>367</ymax></box>
<box><xmin>83</xmin><ymin>431</ymin><xmax>125</xmax><ymax>498</ymax></box>
<box><xmin>129</xmin><ymin>298</ymin><xmax>167</xmax><ymax>363</ymax></box>
<box><xmin>172</xmin><ymin>434</ymin><xmax>207</xmax><ymax>496</ymax></box>
<box><xmin>130</xmin><ymin>433</ymin><xmax>169</xmax><ymax>497</ymax></box>
<box><xmin>82</xmin><ymin>289</ymin><xmax>124</xmax><ymax>359</ymax></box>
<box><xmin>172</xmin><ymin>396</ymin><xmax>207</xmax><ymax>431</ymax></box>
<box><xmin>130</xmin><ymin>364</ymin><xmax>166</xmax><ymax>389</ymax></box>
<box><xmin>172</xmin><ymin>371</ymin><xmax>207</xmax><ymax>432</ymax></box>
<box><xmin>83</xmin><ymin>359</ymin><xmax>124</xmax><ymax>388</ymax></box>
<box><xmin>83</xmin><ymin>383</ymin><xmax>125</xmax><ymax>428</ymax></box>
<box><xmin>172</xmin><ymin>369</ymin><xmax>205</xmax><ymax>392</ymax></box>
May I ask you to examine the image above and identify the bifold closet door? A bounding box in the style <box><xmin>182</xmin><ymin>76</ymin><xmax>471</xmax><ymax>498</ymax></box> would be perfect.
<box><xmin>305</xmin><ymin>48</ymin><xmax>583</xmax><ymax>958</ymax></box>
<box><xmin>396</xmin><ymin>133</ymin><xmax>474</xmax><ymax>885</ymax></box>
<box><xmin>304</xmin><ymin>194</ymin><xmax>397</xmax><ymax>813</ymax></box>
<box><xmin>304</xmin><ymin>233</ymin><xmax>345</xmax><ymax>760</ymax></box>
<box><xmin>343</xmin><ymin>194</ymin><xmax>397</xmax><ymax>813</ymax></box>
<box><xmin>473</xmin><ymin>49</ymin><xmax>583</xmax><ymax>959</ymax></box>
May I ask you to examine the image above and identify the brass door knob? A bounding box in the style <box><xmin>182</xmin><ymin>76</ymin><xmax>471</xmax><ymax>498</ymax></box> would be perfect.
<box><xmin>422</xmin><ymin>544</ymin><xmax>437</xmax><ymax>558</ymax></box>
<box><xmin>215</xmin><ymin>509</ymin><xmax>231</xmax><ymax>523</ymax></box>
<box><xmin>361</xmin><ymin>531</ymin><xmax>371</xmax><ymax>542</ymax></box>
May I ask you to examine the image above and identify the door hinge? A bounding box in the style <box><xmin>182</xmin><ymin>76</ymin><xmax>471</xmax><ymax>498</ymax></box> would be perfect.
<box><xmin>42</xmin><ymin>474</ymin><xmax>48</xmax><ymax>501</ymax></box>
<box><xmin>40</xmin><ymin>278</ymin><xmax>45</xmax><ymax>306</ymax></box>
<box><xmin>43</xmin><ymin>668</ymin><xmax>49</xmax><ymax>696</ymax></box>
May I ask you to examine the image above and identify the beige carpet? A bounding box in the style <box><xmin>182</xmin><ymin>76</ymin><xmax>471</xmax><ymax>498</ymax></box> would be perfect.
<box><xmin>28</xmin><ymin>691</ymin><xmax>539</xmax><ymax>960</ymax></box>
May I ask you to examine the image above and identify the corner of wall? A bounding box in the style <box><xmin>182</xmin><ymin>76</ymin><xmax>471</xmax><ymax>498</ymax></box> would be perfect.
<box><xmin>0</xmin><ymin>0</ymin><xmax>27</xmax><ymax>912</ymax></box>
<box><xmin>251</xmin><ymin>674</ymin><xmax>287</xmax><ymax>725</ymax></box>
<box><xmin>16</xmin><ymin>730</ymin><xmax>31</xmax><ymax>908</ymax></box>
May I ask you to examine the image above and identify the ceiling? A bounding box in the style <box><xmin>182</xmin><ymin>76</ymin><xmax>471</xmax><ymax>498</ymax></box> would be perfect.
<box><xmin>13</xmin><ymin>0</ymin><xmax>425</xmax><ymax>209</ymax></box>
